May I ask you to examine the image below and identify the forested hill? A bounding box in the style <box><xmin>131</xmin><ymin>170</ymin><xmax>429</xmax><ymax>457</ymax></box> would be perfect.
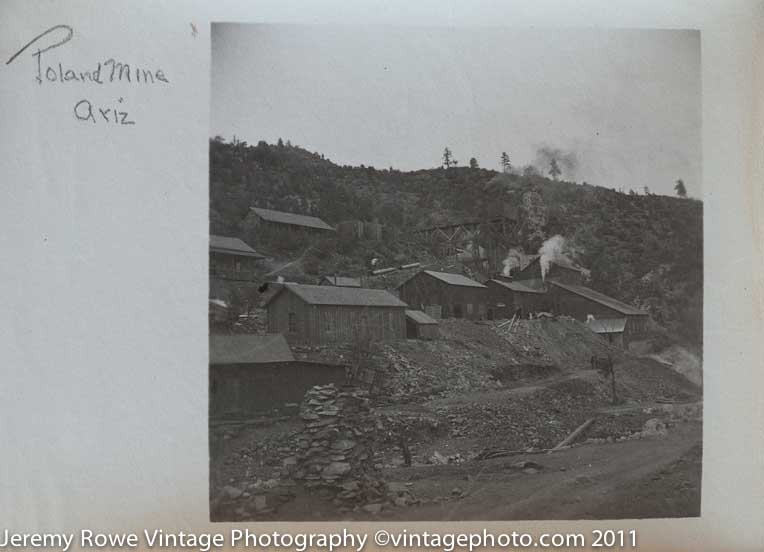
<box><xmin>210</xmin><ymin>138</ymin><xmax>703</xmax><ymax>345</ymax></box>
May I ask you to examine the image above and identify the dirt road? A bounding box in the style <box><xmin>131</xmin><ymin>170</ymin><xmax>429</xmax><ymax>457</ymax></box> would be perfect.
<box><xmin>366</xmin><ymin>420</ymin><xmax>702</xmax><ymax>520</ymax></box>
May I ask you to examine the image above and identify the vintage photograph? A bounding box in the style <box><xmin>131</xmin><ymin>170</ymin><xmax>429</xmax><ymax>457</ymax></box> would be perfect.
<box><xmin>208</xmin><ymin>24</ymin><xmax>703</xmax><ymax>521</ymax></box>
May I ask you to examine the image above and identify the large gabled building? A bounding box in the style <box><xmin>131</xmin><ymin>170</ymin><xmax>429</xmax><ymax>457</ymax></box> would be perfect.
<box><xmin>547</xmin><ymin>280</ymin><xmax>649</xmax><ymax>337</ymax></box>
<box><xmin>248</xmin><ymin>207</ymin><xmax>335</xmax><ymax>236</ymax></box>
<box><xmin>396</xmin><ymin>270</ymin><xmax>488</xmax><ymax>320</ymax></box>
<box><xmin>264</xmin><ymin>283</ymin><xmax>407</xmax><ymax>344</ymax></box>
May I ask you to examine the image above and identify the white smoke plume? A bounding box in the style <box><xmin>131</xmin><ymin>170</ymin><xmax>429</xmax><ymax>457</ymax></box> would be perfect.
<box><xmin>501</xmin><ymin>247</ymin><xmax>528</xmax><ymax>277</ymax></box>
<box><xmin>538</xmin><ymin>235</ymin><xmax>567</xmax><ymax>281</ymax></box>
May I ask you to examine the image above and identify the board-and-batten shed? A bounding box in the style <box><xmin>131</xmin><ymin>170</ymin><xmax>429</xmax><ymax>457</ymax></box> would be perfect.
<box><xmin>396</xmin><ymin>270</ymin><xmax>487</xmax><ymax>320</ymax></box>
<box><xmin>405</xmin><ymin>309</ymin><xmax>439</xmax><ymax>339</ymax></box>
<box><xmin>265</xmin><ymin>284</ymin><xmax>407</xmax><ymax>344</ymax></box>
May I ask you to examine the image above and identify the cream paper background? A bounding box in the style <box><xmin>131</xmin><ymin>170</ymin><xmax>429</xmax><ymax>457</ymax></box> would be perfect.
<box><xmin>0</xmin><ymin>1</ymin><xmax>762</xmax><ymax>550</ymax></box>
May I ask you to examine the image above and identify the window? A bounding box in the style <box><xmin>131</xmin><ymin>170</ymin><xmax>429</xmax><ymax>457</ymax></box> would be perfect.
<box><xmin>288</xmin><ymin>313</ymin><xmax>297</xmax><ymax>333</ymax></box>
<box><xmin>234</xmin><ymin>259</ymin><xmax>242</xmax><ymax>273</ymax></box>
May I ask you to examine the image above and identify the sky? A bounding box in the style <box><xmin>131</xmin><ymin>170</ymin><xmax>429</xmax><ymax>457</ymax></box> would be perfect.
<box><xmin>211</xmin><ymin>24</ymin><xmax>701</xmax><ymax>197</ymax></box>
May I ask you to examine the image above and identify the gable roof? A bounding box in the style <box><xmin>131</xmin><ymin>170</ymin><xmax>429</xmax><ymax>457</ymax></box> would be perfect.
<box><xmin>408</xmin><ymin>270</ymin><xmax>486</xmax><ymax>288</ymax></box>
<box><xmin>209</xmin><ymin>334</ymin><xmax>294</xmax><ymax>364</ymax></box>
<box><xmin>587</xmin><ymin>318</ymin><xmax>627</xmax><ymax>333</ymax></box>
<box><xmin>266</xmin><ymin>283</ymin><xmax>407</xmax><ymax>308</ymax></box>
<box><xmin>549</xmin><ymin>280</ymin><xmax>648</xmax><ymax>316</ymax></box>
<box><xmin>488</xmin><ymin>279</ymin><xmax>546</xmax><ymax>294</ymax></box>
<box><xmin>209</xmin><ymin>235</ymin><xmax>265</xmax><ymax>258</ymax></box>
<box><xmin>405</xmin><ymin>309</ymin><xmax>439</xmax><ymax>325</ymax></box>
<box><xmin>520</xmin><ymin>255</ymin><xmax>585</xmax><ymax>273</ymax></box>
<box><xmin>250</xmin><ymin>207</ymin><xmax>335</xmax><ymax>231</ymax></box>
<box><xmin>321</xmin><ymin>275</ymin><xmax>362</xmax><ymax>288</ymax></box>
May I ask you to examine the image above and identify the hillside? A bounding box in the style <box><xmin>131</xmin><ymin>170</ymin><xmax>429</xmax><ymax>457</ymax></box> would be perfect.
<box><xmin>210</xmin><ymin>138</ymin><xmax>703</xmax><ymax>346</ymax></box>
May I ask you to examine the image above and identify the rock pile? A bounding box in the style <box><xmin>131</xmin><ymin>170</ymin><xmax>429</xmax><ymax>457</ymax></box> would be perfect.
<box><xmin>289</xmin><ymin>384</ymin><xmax>376</xmax><ymax>486</ymax></box>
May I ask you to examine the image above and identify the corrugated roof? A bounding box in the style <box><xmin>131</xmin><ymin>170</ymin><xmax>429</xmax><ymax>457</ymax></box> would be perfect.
<box><xmin>549</xmin><ymin>280</ymin><xmax>648</xmax><ymax>316</ymax></box>
<box><xmin>421</xmin><ymin>270</ymin><xmax>486</xmax><ymax>288</ymax></box>
<box><xmin>250</xmin><ymin>207</ymin><xmax>335</xmax><ymax>231</ymax></box>
<box><xmin>405</xmin><ymin>309</ymin><xmax>439</xmax><ymax>325</ymax></box>
<box><xmin>267</xmin><ymin>283</ymin><xmax>407</xmax><ymax>307</ymax></box>
<box><xmin>209</xmin><ymin>334</ymin><xmax>295</xmax><ymax>364</ymax></box>
<box><xmin>488</xmin><ymin>279</ymin><xmax>546</xmax><ymax>294</ymax></box>
<box><xmin>586</xmin><ymin>318</ymin><xmax>627</xmax><ymax>333</ymax></box>
<box><xmin>321</xmin><ymin>276</ymin><xmax>362</xmax><ymax>287</ymax></box>
<box><xmin>209</xmin><ymin>235</ymin><xmax>264</xmax><ymax>258</ymax></box>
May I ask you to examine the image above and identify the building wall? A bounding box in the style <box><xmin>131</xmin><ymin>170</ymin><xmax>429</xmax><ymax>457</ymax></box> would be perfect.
<box><xmin>267</xmin><ymin>291</ymin><xmax>405</xmax><ymax>344</ymax></box>
<box><xmin>209</xmin><ymin>252</ymin><xmax>259</xmax><ymax>280</ymax></box>
<box><xmin>406</xmin><ymin>319</ymin><xmax>439</xmax><ymax>339</ymax></box>
<box><xmin>397</xmin><ymin>272</ymin><xmax>488</xmax><ymax>320</ymax></box>
<box><xmin>209</xmin><ymin>361</ymin><xmax>347</xmax><ymax>416</ymax></box>
<box><xmin>484</xmin><ymin>281</ymin><xmax>551</xmax><ymax>319</ymax></box>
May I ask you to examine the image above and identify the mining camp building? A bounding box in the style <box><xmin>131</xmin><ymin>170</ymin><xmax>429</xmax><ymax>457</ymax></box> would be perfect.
<box><xmin>586</xmin><ymin>317</ymin><xmax>627</xmax><ymax>348</ymax></box>
<box><xmin>405</xmin><ymin>309</ymin><xmax>439</xmax><ymax>339</ymax></box>
<box><xmin>264</xmin><ymin>283</ymin><xmax>407</xmax><ymax>344</ymax></box>
<box><xmin>548</xmin><ymin>280</ymin><xmax>649</xmax><ymax>337</ymax></box>
<box><xmin>396</xmin><ymin>270</ymin><xmax>487</xmax><ymax>320</ymax></box>
<box><xmin>484</xmin><ymin>278</ymin><xmax>549</xmax><ymax>319</ymax></box>
<box><xmin>209</xmin><ymin>235</ymin><xmax>264</xmax><ymax>281</ymax></box>
<box><xmin>209</xmin><ymin>334</ymin><xmax>347</xmax><ymax>415</ymax></box>
<box><xmin>248</xmin><ymin>207</ymin><xmax>335</xmax><ymax>236</ymax></box>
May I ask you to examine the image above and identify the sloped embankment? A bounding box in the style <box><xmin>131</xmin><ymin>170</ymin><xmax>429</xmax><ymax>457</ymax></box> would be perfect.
<box><xmin>492</xmin><ymin>318</ymin><xmax>622</xmax><ymax>369</ymax></box>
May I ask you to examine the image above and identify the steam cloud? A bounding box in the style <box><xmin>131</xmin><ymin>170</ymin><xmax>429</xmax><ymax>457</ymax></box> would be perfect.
<box><xmin>538</xmin><ymin>235</ymin><xmax>567</xmax><ymax>280</ymax></box>
<box><xmin>501</xmin><ymin>247</ymin><xmax>530</xmax><ymax>277</ymax></box>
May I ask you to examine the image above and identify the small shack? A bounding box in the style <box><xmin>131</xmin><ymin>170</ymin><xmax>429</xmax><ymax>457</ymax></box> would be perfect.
<box><xmin>209</xmin><ymin>334</ymin><xmax>347</xmax><ymax>416</ymax></box>
<box><xmin>209</xmin><ymin>235</ymin><xmax>265</xmax><ymax>281</ymax></box>
<box><xmin>586</xmin><ymin>317</ymin><xmax>627</xmax><ymax>348</ymax></box>
<box><xmin>405</xmin><ymin>309</ymin><xmax>439</xmax><ymax>339</ymax></box>
<box><xmin>319</xmin><ymin>275</ymin><xmax>362</xmax><ymax>288</ymax></box>
<box><xmin>396</xmin><ymin>270</ymin><xmax>487</xmax><ymax>320</ymax></box>
<box><xmin>264</xmin><ymin>283</ymin><xmax>407</xmax><ymax>344</ymax></box>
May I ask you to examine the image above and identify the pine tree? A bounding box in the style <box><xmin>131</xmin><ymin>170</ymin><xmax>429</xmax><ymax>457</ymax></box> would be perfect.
<box><xmin>675</xmin><ymin>179</ymin><xmax>687</xmax><ymax>197</ymax></box>
<box><xmin>549</xmin><ymin>158</ymin><xmax>561</xmax><ymax>180</ymax></box>
<box><xmin>500</xmin><ymin>152</ymin><xmax>512</xmax><ymax>173</ymax></box>
<box><xmin>442</xmin><ymin>147</ymin><xmax>457</xmax><ymax>168</ymax></box>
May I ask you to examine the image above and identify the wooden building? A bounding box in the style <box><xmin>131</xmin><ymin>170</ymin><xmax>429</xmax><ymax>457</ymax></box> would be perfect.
<box><xmin>405</xmin><ymin>309</ymin><xmax>439</xmax><ymax>339</ymax></box>
<box><xmin>548</xmin><ymin>280</ymin><xmax>649</xmax><ymax>338</ymax></box>
<box><xmin>396</xmin><ymin>270</ymin><xmax>487</xmax><ymax>320</ymax></box>
<box><xmin>512</xmin><ymin>256</ymin><xmax>585</xmax><ymax>286</ymax></box>
<box><xmin>264</xmin><ymin>283</ymin><xmax>407</xmax><ymax>345</ymax></box>
<box><xmin>209</xmin><ymin>334</ymin><xmax>347</xmax><ymax>415</ymax></box>
<box><xmin>586</xmin><ymin>318</ymin><xmax>627</xmax><ymax>348</ymax></box>
<box><xmin>248</xmin><ymin>207</ymin><xmax>335</xmax><ymax>236</ymax></box>
<box><xmin>484</xmin><ymin>278</ymin><xmax>550</xmax><ymax>319</ymax></box>
<box><xmin>209</xmin><ymin>235</ymin><xmax>264</xmax><ymax>281</ymax></box>
<box><xmin>319</xmin><ymin>275</ymin><xmax>362</xmax><ymax>288</ymax></box>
